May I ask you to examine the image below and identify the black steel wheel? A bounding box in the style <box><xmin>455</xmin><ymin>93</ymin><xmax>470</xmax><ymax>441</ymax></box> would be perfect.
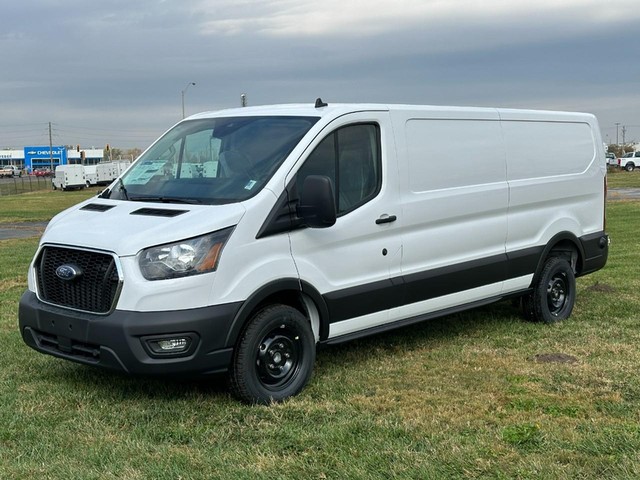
<box><xmin>529</xmin><ymin>257</ymin><xmax>576</xmax><ymax>323</ymax></box>
<box><xmin>229</xmin><ymin>304</ymin><xmax>315</xmax><ymax>404</ymax></box>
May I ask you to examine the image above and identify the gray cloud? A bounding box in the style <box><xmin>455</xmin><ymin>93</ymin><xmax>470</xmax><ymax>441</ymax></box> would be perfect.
<box><xmin>1</xmin><ymin>0</ymin><xmax>638</xmax><ymax>149</ymax></box>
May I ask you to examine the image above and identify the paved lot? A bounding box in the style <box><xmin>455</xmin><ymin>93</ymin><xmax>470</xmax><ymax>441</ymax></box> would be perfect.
<box><xmin>0</xmin><ymin>222</ymin><xmax>48</xmax><ymax>240</ymax></box>
<box><xmin>608</xmin><ymin>188</ymin><xmax>640</xmax><ymax>200</ymax></box>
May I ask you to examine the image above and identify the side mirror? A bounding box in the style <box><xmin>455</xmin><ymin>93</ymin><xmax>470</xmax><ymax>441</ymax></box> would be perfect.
<box><xmin>298</xmin><ymin>175</ymin><xmax>336</xmax><ymax>228</ymax></box>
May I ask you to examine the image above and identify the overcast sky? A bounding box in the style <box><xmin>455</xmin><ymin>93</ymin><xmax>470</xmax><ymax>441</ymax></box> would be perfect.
<box><xmin>1</xmin><ymin>0</ymin><xmax>639</xmax><ymax>149</ymax></box>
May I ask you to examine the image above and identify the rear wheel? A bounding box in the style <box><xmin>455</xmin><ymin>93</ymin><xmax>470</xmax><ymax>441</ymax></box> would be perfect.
<box><xmin>625</xmin><ymin>163</ymin><xmax>635</xmax><ymax>172</ymax></box>
<box><xmin>229</xmin><ymin>304</ymin><xmax>316</xmax><ymax>404</ymax></box>
<box><xmin>525</xmin><ymin>257</ymin><xmax>576</xmax><ymax>323</ymax></box>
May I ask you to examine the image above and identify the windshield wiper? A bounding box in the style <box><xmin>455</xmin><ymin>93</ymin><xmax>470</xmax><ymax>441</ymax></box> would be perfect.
<box><xmin>117</xmin><ymin>178</ymin><xmax>129</xmax><ymax>200</ymax></box>
<box><xmin>128</xmin><ymin>196</ymin><xmax>203</xmax><ymax>205</ymax></box>
<box><xmin>98</xmin><ymin>177</ymin><xmax>128</xmax><ymax>200</ymax></box>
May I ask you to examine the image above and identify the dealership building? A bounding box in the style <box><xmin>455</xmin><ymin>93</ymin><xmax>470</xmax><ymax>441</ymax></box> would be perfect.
<box><xmin>0</xmin><ymin>146</ymin><xmax>104</xmax><ymax>172</ymax></box>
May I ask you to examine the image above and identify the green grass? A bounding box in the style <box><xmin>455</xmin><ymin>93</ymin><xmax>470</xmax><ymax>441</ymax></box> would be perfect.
<box><xmin>1</xmin><ymin>193</ymin><xmax>640</xmax><ymax>478</ymax></box>
<box><xmin>0</xmin><ymin>187</ymin><xmax>97</xmax><ymax>223</ymax></box>
<box><xmin>607</xmin><ymin>168</ymin><xmax>640</xmax><ymax>188</ymax></box>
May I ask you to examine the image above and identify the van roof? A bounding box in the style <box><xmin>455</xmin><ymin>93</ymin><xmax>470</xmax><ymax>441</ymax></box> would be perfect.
<box><xmin>187</xmin><ymin>103</ymin><xmax>390</xmax><ymax>120</ymax></box>
<box><xmin>186</xmin><ymin>102</ymin><xmax>595</xmax><ymax>123</ymax></box>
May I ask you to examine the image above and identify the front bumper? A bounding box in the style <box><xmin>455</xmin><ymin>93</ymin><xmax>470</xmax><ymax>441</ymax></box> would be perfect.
<box><xmin>18</xmin><ymin>290</ymin><xmax>242</xmax><ymax>376</ymax></box>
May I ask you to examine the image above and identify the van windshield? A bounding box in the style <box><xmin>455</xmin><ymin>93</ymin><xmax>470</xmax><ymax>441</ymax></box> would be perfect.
<box><xmin>105</xmin><ymin>116</ymin><xmax>318</xmax><ymax>204</ymax></box>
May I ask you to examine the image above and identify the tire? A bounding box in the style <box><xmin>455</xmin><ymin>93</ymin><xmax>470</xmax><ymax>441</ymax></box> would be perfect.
<box><xmin>229</xmin><ymin>304</ymin><xmax>316</xmax><ymax>404</ymax></box>
<box><xmin>528</xmin><ymin>257</ymin><xmax>576</xmax><ymax>323</ymax></box>
<box><xmin>625</xmin><ymin>163</ymin><xmax>635</xmax><ymax>172</ymax></box>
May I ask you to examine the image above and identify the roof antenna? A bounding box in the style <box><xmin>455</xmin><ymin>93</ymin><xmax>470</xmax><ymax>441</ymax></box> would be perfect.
<box><xmin>315</xmin><ymin>98</ymin><xmax>328</xmax><ymax>108</ymax></box>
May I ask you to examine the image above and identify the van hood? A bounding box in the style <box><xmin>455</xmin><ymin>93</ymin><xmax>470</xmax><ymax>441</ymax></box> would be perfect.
<box><xmin>42</xmin><ymin>199</ymin><xmax>246</xmax><ymax>256</ymax></box>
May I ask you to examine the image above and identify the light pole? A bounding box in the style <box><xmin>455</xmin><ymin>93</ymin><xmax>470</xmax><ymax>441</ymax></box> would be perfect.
<box><xmin>181</xmin><ymin>82</ymin><xmax>196</xmax><ymax>119</ymax></box>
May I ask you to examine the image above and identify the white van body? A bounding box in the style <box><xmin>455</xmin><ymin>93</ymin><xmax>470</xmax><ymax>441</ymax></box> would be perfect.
<box><xmin>53</xmin><ymin>165</ymin><xmax>86</xmax><ymax>190</ymax></box>
<box><xmin>83</xmin><ymin>165</ymin><xmax>98</xmax><ymax>186</ymax></box>
<box><xmin>96</xmin><ymin>163</ymin><xmax>117</xmax><ymax>185</ymax></box>
<box><xmin>114</xmin><ymin>160</ymin><xmax>132</xmax><ymax>176</ymax></box>
<box><xmin>19</xmin><ymin>102</ymin><xmax>609</xmax><ymax>403</ymax></box>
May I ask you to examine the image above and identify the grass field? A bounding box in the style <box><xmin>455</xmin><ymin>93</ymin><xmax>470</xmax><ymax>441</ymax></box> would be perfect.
<box><xmin>0</xmin><ymin>176</ymin><xmax>54</xmax><ymax>197</ymax></box>
<box><xmin>1</xmin><ymin>187</ymin><xmax>639</xmax><ymax>478</ymax></box>
<box><xmin>607</xmin><ymin>168</ymin><xmax>640</xmax><ymax>188</ymax></box>
<box><xmin>0</xmin><ymin>187</ymin><xmax>98</xmax><ymax>224</ymax></box>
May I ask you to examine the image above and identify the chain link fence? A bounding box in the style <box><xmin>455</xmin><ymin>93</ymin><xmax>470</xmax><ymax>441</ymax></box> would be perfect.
<box><xmin>0</xmin><ymin>176</ymin><xmax>53</xmax><ymax>196</ymax></box>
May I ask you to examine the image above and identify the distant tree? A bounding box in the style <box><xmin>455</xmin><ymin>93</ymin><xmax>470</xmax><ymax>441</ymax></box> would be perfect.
<box><xmin>101</xmin><ymin>147</ymin><xmax>142</xmax><ymax>161</ymax></box>
<box><xmin>607</xmin><ymin>144</ymin><xmax>635</xmax><ymax>157</ymax></box>
<box><xmin>125</xmin><ymin>148</ymin><xmax>142</xmax><ymax>160</ymax></box>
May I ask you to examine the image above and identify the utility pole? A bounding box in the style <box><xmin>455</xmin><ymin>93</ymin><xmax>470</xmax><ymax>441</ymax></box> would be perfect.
<box><xmin>615</xmin><ymin>123</ymin><xmax>620</xmax><ymax>144</ymax></box>
<box><xmin>49</xmin><ymin>122</ymin><xmax>53</xmax><ymax>171</ymax></box>
<box><xmin>241</xmin><ymin>93</ymin><xmax>247</xmax><ymax>107</ymax></box>
<box><xmin>622</xmin><ymin>126</ymin><xmax>627</xmax><ymax>145</ymax></box>
<box><xmin>181</xmin><ymin>82</ymin><xmax>196</xmax><ymax>119</ymax></box>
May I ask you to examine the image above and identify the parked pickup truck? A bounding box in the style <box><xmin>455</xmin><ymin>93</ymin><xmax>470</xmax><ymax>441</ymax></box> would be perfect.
<box><xmin>0</xmin><ymin>165</ymin><xmax>23</xmax><ymax>177</ymax></box>
<box><xmin>615</xmin><ymin>151</ymin><xmax>640</xmax><ymax>172</ymax></box>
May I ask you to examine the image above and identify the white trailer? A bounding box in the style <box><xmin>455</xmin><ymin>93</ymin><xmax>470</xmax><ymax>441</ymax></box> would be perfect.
<box><xmin>53</xmin><ymin>165</ymin><xmax>86</xmax><ymax>191</ymax></box>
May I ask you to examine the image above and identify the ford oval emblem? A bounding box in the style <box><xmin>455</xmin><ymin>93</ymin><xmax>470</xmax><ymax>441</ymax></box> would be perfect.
<box><xmin>55</xmin><ymin>264</ymin><xmax>82</xmax><ymax>281</ymax></box>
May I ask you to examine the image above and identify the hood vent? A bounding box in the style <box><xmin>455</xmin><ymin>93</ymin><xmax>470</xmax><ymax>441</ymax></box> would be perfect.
<box><xmin>130</xmin><ymin>208</ymin><xmax>188</xmax><ymax>218</ymax></box>
<box><xmin>80</xmin><ymin>204</ymin><xmax>116</xmax><ymax>212</ymax></box>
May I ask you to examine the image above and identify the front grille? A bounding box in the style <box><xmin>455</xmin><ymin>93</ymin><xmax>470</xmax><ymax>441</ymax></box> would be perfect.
<box><xmin>35</xmin><ymin>246</ymin><xmax>122</xmax><ymax>314</ymax></box>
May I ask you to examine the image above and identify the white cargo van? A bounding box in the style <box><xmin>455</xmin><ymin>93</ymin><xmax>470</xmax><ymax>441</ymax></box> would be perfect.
<box><xmin>83</xmin><ymin>165</ymin><xmax>98</xmax><ymax>186</ymax></box>
<box><xmin>114</xmin><ymin>159</ymin><xmax>132</xmax><ymax>176</ymax></box>
<box><xmin>52</xmin><ymin>165</ymin><xmax>86</xmax><ymax>190</ymax></box>
<box><xmin>96</xmin><ymin>163</ymin><xmax>117</xmax><ymax>185</ymax></box>
<box><xmin>19</xmin><ymin>101</ymin><xmax>609</xmax><ymax>403</ymax></box>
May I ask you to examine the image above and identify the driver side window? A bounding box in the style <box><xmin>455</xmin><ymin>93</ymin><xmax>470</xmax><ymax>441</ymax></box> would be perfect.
<box><xmin>297</xmin><ymin>123</ymin><xmax>381</xmax><ymax>215</ymax></box>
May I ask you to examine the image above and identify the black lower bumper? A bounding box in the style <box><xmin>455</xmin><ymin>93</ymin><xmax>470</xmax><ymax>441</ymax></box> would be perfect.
<box><xmin>578</xmin><ymin>231</ymin><xmax>609</xmax><ymax>276</ymax></box>
<box><xmin>18</xmin><ymin>290</ymin><xmax>243</xmax><ymax>376</ymax></box>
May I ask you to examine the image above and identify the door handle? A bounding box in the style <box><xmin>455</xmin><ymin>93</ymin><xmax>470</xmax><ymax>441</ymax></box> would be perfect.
<box><xmin>375</xmin><ymin>214</ymin><xmax>397</xmax><ymax>225</ymax></box>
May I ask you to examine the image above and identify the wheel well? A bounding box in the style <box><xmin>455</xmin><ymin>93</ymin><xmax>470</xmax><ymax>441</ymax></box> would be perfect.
<box><xmin>547</xmin><ymin>239</ymin><xmax>580</xmax><ymax>274</ymax></box>
<box><xmin>251</xmin><ymin>291</ymin><xmax>306</xmax><ymax>318</ymax></box>
<box><xmin>249</xmin><ymin>291</ymin><xmax>323</xmax><ymax>343</ymax></box>
<box><xmin>227</xmin><ymin>286</ymin><xmax>326</xmax><ymax>348</ymax></box>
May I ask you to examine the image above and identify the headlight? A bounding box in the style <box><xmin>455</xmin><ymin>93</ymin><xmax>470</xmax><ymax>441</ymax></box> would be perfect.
<box><xmin>139</xmin><ymin>227</ymin><xmax>234</xmax><ymax>280</ymax></box>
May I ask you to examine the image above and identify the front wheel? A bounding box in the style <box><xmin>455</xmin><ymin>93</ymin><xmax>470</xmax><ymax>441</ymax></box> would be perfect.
<box><xmin>524</xmin><ymin>257</ymin><xmax>576</xmax><ymax>323</ymax></box>
<box><xmin>229</xmin><ymin>304</ymin><xmax>316</xmax><ymax>404</ymax></box>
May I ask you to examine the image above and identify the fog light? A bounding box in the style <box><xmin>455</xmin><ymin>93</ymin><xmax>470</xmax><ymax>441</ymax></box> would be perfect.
<box><xmin>157</xmin><ymin>338</ymin><xmax>188</xmax><ymax>351</ymax></box>
<box><xmin>145</xmin><ymin>334</ymin><xmax>195</xmax><ymax>356</ymax></box>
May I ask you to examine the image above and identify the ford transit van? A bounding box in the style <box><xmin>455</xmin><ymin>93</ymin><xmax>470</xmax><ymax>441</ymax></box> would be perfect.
<box><xmin>19</xmin><ymin>101</ymin><xmax>609</xmax><ymax>403</ymax></box>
